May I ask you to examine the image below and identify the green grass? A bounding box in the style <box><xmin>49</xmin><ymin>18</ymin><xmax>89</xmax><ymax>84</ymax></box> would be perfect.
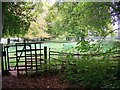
<box><xmin>4</xmin><ymin>39</ymin><xmax>120</xmax><ymax>71</ymax></box>
<box><xmin>4</xmin><ymin>42</ymin><xmax>77</xmax><ymax>69</ymax></box>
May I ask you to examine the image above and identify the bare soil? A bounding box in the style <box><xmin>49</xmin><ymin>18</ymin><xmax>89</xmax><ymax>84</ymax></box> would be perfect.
<box><xmin>2</xmin><ymin>71</ymin><xmax>84</xmax><ymax>89</ymax></box>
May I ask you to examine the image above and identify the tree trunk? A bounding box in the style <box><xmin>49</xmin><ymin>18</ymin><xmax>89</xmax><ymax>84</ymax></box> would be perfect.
<box><xmin>0</xmin><ymin>2</ymin><xmax>3</xmax><ymax>89</ymax></box>
<box><xmin>0</xmin><ymin>2</ymin><xmax>3</xmax><ymax>41</ymax></box>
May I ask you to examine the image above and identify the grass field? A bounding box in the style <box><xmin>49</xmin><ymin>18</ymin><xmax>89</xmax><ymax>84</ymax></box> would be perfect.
<box><xmin>3</xmin><ymin>39</ymin><xmax>120</xmax><ymax>71</ymax></box>
<box><xmin>3</xmin><ymin>42</ymin><xmax>78</xmax><ymax>70</ymax></box>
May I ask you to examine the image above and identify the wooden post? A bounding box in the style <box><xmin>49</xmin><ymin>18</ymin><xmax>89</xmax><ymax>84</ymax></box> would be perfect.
<box><xmin>44</xmin><ymin>46</ymin><xmax>47</xmax><ymax>64</ymax></box>
<box><xmin>39</xmin><ymin>43</ymin><xmax>42</xmax><ymax>70</ymax></box>
<box><xmin>24</xmin><ymin>43</ymin><xmax>27</xmax><ymax>75</ymax></box>
<box><xmin>44</xmin><ymin>46</ymin><xmax>47</xmax><ymax>71</ymax></box>
<box><xmin>40</xmin><ymin>43</ymin><xmax>41</xmax><ymax>64</ymax></box>
<box><xmin>16</xmin><ymin>43</ymin><xmax>19</xmax><ymax>76</ymax></box>
<box><xmin>35</xmin><ymin>43</ymin><xmax>38</xmax><ymax>73</ymax></box>
<box><xmin>30</xmin><ymin>44</ymin><xmax>33</xmax><ymax>69</ymax></box>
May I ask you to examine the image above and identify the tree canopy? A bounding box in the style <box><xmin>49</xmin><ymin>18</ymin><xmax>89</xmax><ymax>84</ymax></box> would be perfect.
<box><xmin>2</xmin><ymin>2</ymin><xmax>43</xmax><ymax>37</ymax></box>
<box><xmin>2</xmin><ymin>1</ymin><xmax>120</xmax><ymax>39</ymax></box>
<box><xmin>45</xmin><ymin>2</ymin><xmax>119</xmax><ymax>39</ymax></box>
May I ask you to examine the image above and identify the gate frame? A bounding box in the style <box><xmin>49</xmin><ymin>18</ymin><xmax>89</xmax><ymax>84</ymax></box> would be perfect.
<box><xmin>2</xmin><ymin>42</ymin><xmax>48</xmax><ymax>76</ymax></box>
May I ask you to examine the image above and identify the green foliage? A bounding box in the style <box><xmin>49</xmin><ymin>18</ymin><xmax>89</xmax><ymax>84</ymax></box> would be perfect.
<box><xmin>2</xmin><ymin>2</ymin><xmax>43</xmax><ymax>37</ymax></box>
<box><xmin>60</xmin><ymin>55</ymin><xmax>120</xmax><ymax>89</ymax></box>
<box><xmin>99</xmin><ymin>40</ymin><xmax>120</xmax><ymax>53</ymax></box>
<box><xmin>75</xmin><ymin>39</ymin><xmax>120</xmax><ymax>55</ymax></box>
<box><xmin>76</xmin><ymin>40</ymin><xmax>91</xmax><ymax>52</ymax></box>
<box><xmin>94</xmin><ymin>39</ymin><xmax>120</xmax><ymax>54</ymax></box>
<box><xmin>58</xmin><ymin>39</ymin><xmax>120</xmax><ymax>89</ymax></box>
<box><xmin>45</xmin><ymin>2</ymin><xmax>113</xmax><ymax>38</ymax></box>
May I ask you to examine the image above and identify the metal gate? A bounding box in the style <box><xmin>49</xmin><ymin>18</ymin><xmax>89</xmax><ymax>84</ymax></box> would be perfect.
<box><xmin>2</xmin><ymin>42</ymin><xmax>48</xmax><ymax>75</ymax></box>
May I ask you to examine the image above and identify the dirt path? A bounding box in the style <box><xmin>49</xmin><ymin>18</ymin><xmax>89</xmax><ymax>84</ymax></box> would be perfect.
<box><xmin>2</xmin><ymin>75</ymin><xmax>69</xmax><ymax>89</ymax></box>
<box><xmin>2</xmin><ymin>71</ymin><xmax>85</xmax><ymax>89</ymax></box>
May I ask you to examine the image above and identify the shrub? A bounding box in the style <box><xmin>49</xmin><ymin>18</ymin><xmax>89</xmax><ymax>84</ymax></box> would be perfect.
<box><xmin>60</xmin><ymin>55</ymin><xmax>120</xmax><ymax>89</ymax></box>
<box><xmin>59</xmin><ymin>40</ymin><xmax>120</xmax><ymax>89</ymax></box>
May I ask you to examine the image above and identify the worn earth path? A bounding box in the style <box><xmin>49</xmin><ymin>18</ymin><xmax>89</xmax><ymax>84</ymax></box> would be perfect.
<box><xmin>2</xmin><ymin>71</ymin><xmax>84</xmax><ymax>89</ymax></box>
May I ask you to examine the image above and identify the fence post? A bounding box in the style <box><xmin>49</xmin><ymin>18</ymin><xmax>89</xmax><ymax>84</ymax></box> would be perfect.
<box><xmin>24</xmin><ymin>43</ymin><xmax>28</xmax><ymax>75</ymax></box>
<box><xmin>44</xmin><ymin>46</ymin><xmax>47</xmax><ymax>71</ymax></box>
<box><xmin>16</xmin><ymin>43</ymin><xmax>19</xmax><ymax>76</ymax></box>
<box><xmin>35</xmin><ymin>43</ymin><xmax>38</xmax><ymax>73</ymax></box>
<box><xmin>44</xmin><ymin>46</ymin><xmax>47</xmax><ymax>64</ymax></box>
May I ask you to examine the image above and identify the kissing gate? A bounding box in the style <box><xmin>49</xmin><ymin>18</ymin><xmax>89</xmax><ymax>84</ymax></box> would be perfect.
<box><xmin>2</xmin><ymin>42</ymin><xmax>48</xmax><ymax>76</ymax></box>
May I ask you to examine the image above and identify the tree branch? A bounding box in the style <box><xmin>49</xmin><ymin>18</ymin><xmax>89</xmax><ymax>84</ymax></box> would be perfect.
<box><xmin>94</xmin><ymin>27</ymin><xmax>120</xmax><ymax>54</ymax></box>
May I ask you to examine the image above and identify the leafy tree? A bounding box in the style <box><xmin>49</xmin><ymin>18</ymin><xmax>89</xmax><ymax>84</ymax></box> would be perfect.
<box><xmin>45</xmin><ymin>5</ymin><xmax>64</xmax><ymax>38</ymax></box>
<box><xmin>2</xmin><ymin>2</ymin><xmax>43</xmax><ymax>37</ymax></box>
<box><xmin>24</xmin><ymin>21</ymin><xmax>50</xmax><ymax>39</ymax></box>
<box><xmin>45</xmin><ymin>2</ymin><xmax>119</xmax><ymax>40</ymax></box>
<box><xmin>24</xmin><ymin>1</ymin><xmax>51</xmax><ymax>39</ymax></box>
